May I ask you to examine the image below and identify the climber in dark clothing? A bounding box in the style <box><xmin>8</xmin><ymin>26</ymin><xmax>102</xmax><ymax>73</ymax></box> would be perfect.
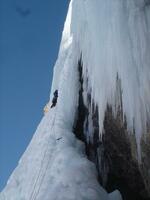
<box><xmin>51</xmin><ymin>90</ymin><xmax>58</xmax><ymax>108</ymax></box>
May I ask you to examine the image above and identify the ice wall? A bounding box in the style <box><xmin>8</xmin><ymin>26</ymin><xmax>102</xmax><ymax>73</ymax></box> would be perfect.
<box><xmin>51</xmin><ymin>0</ymin><xmax>150</xmax><ymax>156</ymax></box>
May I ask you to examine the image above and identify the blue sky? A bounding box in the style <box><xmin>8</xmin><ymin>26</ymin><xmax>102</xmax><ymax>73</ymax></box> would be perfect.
<box><xmin>0</xmin><ymin>0</ymin><xmax>69</xmax><ymax>191</ymax></box>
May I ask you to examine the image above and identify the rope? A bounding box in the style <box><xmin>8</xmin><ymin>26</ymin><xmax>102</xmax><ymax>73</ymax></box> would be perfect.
<box><xmin>29</xmin><ymin>141</ymin><xmax>51</xmax><ymax>200</ymax></box>
<box><xmin>32</xmin><ymin>142</ymin><xmax>55</xmax><ymax>200</ymax></box>
<box><xmin>29</xmin><ymin>109</ymin><xmax>57</xmax><ymax>200</ymax></box>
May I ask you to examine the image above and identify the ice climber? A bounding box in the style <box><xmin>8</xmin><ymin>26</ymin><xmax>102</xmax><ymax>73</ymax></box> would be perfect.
<box><xmin>51</xmin><ymin>90</ymin><xmax>58</xmax><ymax>108</ymax></box>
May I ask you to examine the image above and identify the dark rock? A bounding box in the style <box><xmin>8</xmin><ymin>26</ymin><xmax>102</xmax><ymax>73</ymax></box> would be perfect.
<box><xmin>73</xmin><ymin>59</ymin><xmax>150</xmax><ymax>200</ymax></box>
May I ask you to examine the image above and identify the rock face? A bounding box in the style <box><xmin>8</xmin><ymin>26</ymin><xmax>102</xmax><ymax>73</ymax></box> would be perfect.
<box><xmin>74</xmin><ymin>61</ymin><xmax>150</xmax><ymax>200</ymax></box>
<box><xmin>103</xmin><ymin>108</ymin><xmax>150</xmax><ymax>200</ymax></box>
<box><xmin>141</xmin><ymin>134</ymin><xmax>150</xmax><ymax>197</ymax></box>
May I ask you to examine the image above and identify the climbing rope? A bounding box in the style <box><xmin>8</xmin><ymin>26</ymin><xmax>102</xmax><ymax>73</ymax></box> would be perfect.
<box><xmin>32</xmin><ymin>141</ymin><xmax>55</xmax><ymax>200</ymax></box>
<box><xmin>29</xmin><ymin>108</ymin><xmax>57</xmax><ymax>200</ymax></box>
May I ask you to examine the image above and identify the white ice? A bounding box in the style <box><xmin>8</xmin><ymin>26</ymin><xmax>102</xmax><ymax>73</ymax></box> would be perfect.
<box><xmin>0</xmin><ymin>108</ymin><xmax>121</xmax><ymax>200</ymax></box>
<box><xmin>51</xmin><ymin>0</ymin><xmax>150</xmax><ymax>157</ymax></box>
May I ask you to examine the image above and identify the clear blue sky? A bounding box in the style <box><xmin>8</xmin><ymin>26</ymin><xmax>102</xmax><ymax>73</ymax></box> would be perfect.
<box><xmin>0</xmin><ymin>0</ymin><xmax>69</xmax><ymax>191</ymax></box>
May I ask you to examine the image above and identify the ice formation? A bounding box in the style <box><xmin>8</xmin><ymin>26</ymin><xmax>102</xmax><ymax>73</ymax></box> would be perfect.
<box><xmin>1</xmin><ymin>109</ymin><xmax>115</xmax><ymax>200</ymax></box>
<box><xmin>52</xmin><ymin>0</ymin><xmax>150</xmax><ymax>155</ymax></box>
<box><xmin>1</xmin><ymin>0</ymin><xmax>150</xmax><ymax>199</ymax></box>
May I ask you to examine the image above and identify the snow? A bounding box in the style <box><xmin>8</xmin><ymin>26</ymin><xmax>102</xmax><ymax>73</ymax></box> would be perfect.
<box><xmin>0</xmin><ymin>108</ymin><xmax>121</xmax><ymax>200</ymax></box>
<box><xmin>1</xmin><ymin>0</ymin><xmax>150</xmax><ymax>199</ymax></box>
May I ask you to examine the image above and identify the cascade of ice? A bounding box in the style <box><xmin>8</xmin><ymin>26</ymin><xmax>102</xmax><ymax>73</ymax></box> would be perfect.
<box><xmin>51</xmin><ymin>0</ymin><xmax>150</xmax><ymax>157</ymax></box>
